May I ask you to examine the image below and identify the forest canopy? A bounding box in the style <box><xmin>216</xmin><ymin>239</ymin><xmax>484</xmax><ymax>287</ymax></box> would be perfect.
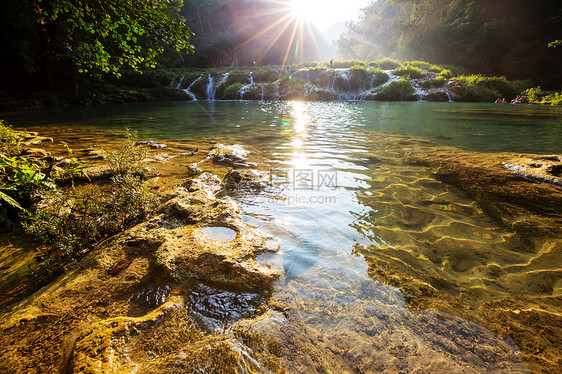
<box><xmin>337</xmin><ymin>0</ymin><xmax>562</xmax><ymax>87</ymax></box>
<box><xmin>0</xmin><ymin>0</ymin><xmax>193</xmax><ymax>89</ymax></box>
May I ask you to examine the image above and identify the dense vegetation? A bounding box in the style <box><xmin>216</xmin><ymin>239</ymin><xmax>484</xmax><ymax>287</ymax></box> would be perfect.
<box><xmin>0</xmin><ymin>0</ymin><xmax>193</xmax><ymax>104</ymax></box>
<box><xmin>0</xmin><ymin>121</ymin><xmax>156</xmax><ymax>273</ymax></box>
<box><xmin>0</xmin><ymin>0</ymin><xmax>560</xmax><ymax>106</ymax></box>
<box><xmin>338</xmin><ymin>0</ymin><xmax>562</xmax><ymax>88</ymax></box>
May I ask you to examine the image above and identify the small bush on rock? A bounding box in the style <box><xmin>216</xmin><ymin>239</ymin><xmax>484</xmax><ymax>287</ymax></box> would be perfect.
<box><xmin>104</xmin><ymin>130</ymin><xmax>148</xmax><ymax>176</ymax></box>
<box><xmin>24</xmin><ymin>174</ymin><xmax>156</xmax><ymax>264</ymax></box>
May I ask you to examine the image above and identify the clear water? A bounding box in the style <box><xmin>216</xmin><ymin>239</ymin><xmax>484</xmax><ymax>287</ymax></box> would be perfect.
<box><xmin>4</xmin><ymin>101</ymin><xmax>562</xmax><ymax>153</ymax></box>
<box><xmin>196</xmin><ymin>226</ymin><xmax>237</xmax><ymax>242</ymax></box>
<box><xmin>4</xmin><ymin>101</ymin><xmax>561</xmax><ymax>372</ymax></box>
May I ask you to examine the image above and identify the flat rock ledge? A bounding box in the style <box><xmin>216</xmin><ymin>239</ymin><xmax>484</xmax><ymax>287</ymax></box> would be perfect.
<box><xmin>154</xmin><ymin>172</ymin><xmax>279</xmax><ymax>290</ymax></box>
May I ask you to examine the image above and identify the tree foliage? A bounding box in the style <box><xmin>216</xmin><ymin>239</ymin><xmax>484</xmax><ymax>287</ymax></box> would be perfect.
<box><xmin>0</xmin><ymin>0</ymin><xmax>194</xmax><ymax>93</ymax></box>
<box><xmin>37</xmin><ymin>0</ymin><xmax>194</xmax><ymax>77</ymax></box>
<box><xmin>338</xmin><ymin>0</ymin><xmax>562</xmax><ymax>87</ymax></box>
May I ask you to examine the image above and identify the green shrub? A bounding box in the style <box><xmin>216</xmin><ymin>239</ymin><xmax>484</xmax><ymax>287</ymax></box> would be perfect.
<box><xmin>451</xmin><ymin>75</ymin><xmax>519</xmax><ymax>99</ymax></box>
<box><xmin>392</xmin><ymin>65</ymin><xmax>425</xmax><ymax>79</ymax></box>
<box><xmin>278</xmin><ymin>78</ymin><xmax>305</xmax><ymax>100</ymax></box>
<box><xmin>252</xmin><ymin>66</ymin><xmax>279</xmax><ymax>82</ymax></box>
<box><xmin>104</xmin><ymin>130</ymin><xmax>148</xmax><ymax>176</ymax></box>
<box><xmin>371</xmin><ymin>58</ymin><xmax>401</xmax><ymax>70</ymax></box>
<box><xmin>521</xmin><ymin>86</ymin><xmax>541</xmax><ymax>103</ymax></box>
<box><xmin>222</xmin><ymin>83</ymin><xmax>243</xmax><ymax>100</ymax></box>
<box><xmin>371</xmin><ymin>70</ymin><xmax>389</xmax><ymax>87</ymax></box>
<box><xmin>310</xmin><ymin>64</ymin><xmax>329</xmax><ymax>71</ymax></box>
<box><xmin>24</xmin><ymin>174</ymin><xmax>156</xmax><ymax>262</ymax></box>
<box><xmin>225</xmin><ymin>70</ymin><xmax>251</xmax><ymax>86</ymax></box>
<box><xmin>349</xmin><ymin>66</ymin><xmax>369</xmax><ymax>90</ymax></box>
<box><xmin>374</xmin><ymin>77</ymin><xmax>416</xmax><ymax>101</ymax></box>
<box><xmin>439</xmin><ymin>64</ymin><xmax>470</xmax><ymax>76</ymax></box>
<box><xmin>421</xmin><ymin>76</ymin><xmax>447</xmax><ymax>89</ymax></box>
<box><xmin>0</xmin><ymin>120</ymin><xmax>23</xmax><ymax>157</ymax></box>
<box><xmin>448</xmin><ymin>80</ymin><xmax>499</xmax><ymax>102</ymax></box>
<box><xmin>522</xmin><ymin>86</ymin><xmax>562</xmax><ymax>105</ymax></box>
<box><xmin>331</xmin><ymin>60</ymin><xmax>366</xmax><ymax>69</ymax></box>
<box><xmin>439</xmin><ymin>69</ymin><xmax>453</xmax><ymax>79</ymax></box>
<box><xmin>408</xmin><ymin>61</ymin><xmax>442</xmax><ymax>73</ymax></box>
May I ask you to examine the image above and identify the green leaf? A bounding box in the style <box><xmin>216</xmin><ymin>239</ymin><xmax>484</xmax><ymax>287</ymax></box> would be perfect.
<box><xmin>0</xmin><ymin>191</ymin><xmax>24</xmax><ymax>211</ymax></box>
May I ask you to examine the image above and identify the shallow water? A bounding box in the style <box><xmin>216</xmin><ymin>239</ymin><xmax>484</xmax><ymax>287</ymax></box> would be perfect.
<box><xmin>3</xmin><ymin>101</ymin><xmax>562</xmax><ymax>372</ymax></box>
<box><xmin>196</xmin><ymin>226</ymin><xmax>238</xmax><ymax>243</ymax></box>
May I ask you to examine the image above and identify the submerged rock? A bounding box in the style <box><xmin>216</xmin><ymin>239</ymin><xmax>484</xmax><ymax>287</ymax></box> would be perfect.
<box><xmin>412</xmin><ymin>150</ymin><xmax>562</xmax><ymax>238</ymax></box>
<box><xmin>72</xmin><ymin>301</ymin><xmax>182</xmax><ymax>374</ymax></box>
<box><xmin>502</xmin><ymin>156</ymin><xmax>562</xmax><ymax>188</ymax></box>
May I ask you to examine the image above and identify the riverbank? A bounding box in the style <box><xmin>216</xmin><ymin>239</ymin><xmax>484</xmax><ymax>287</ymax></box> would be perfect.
<box><xmin>3</xmin><ymin>59</ymin><xmax>556</xmax><ymax>110</ymax></box>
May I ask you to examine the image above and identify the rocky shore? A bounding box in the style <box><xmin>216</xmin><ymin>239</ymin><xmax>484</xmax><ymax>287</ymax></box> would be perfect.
<box><xmin>0</xmin><ymin>128</ymin><xmax>561</xmax><ymax>373</ymax></box>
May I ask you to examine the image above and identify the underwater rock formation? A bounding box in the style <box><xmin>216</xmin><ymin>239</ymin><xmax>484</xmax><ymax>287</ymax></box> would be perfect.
<box><xmin>412</xmin><ymin>151</ymin><xmax>562</xmax><ymax>238</ymax></box>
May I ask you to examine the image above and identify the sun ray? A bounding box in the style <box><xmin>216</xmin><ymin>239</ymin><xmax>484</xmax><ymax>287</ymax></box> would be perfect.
<box><xmin>279</xmin><ymin>18</ymin><xmax>302</xmax><ymax>76</ymax></box>
<box><xmin>237</xmin><ymin>12</ymin><xmax>294</xmax><ymax>48</ymax></box>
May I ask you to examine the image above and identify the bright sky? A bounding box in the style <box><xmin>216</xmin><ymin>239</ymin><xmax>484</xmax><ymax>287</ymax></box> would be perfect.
<box><xmin>289</xmin><ymin>0</ymin><xmax>371</xmax><ymax>30</ymax></box>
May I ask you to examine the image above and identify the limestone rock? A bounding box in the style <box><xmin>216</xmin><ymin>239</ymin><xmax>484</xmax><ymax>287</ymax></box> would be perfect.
<box><xmin>157</xmin><ymin>173</ymin><xmax>279</xmax><ymax>290</ymax></box>
<box><xmin>412</xmin><ymin>150</ymin><xmax>562</xmax><ymax>238</ymax></box>
<box><xmin>207</xmin><ymin>144</ymin><xmax>248</xmax><ymax>165</ymax></box>
<box><xmin>72</xmin><ymin>302</ymin><xmax>181</xmax><ymax>374</ymax></box>
<box><xmin>222</xmin><ymin>169</ymin><xmax>271</xmax><ymax>191</ymax></box>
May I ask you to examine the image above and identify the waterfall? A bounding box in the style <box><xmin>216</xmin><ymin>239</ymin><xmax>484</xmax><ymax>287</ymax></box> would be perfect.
<box><xmin>170</xmin><ymin>67</ymin><xmax>457</xmax><ymax>103</ymax></box>
<box><xmin>201</xmin><ymin>73</ymin><xmax>230</xmax><ymax>100</ymax></box>
<box><xmin>206</xmin><ymin>74</ymin><xmax>214</xmax><ymax>100</ymax></box>
<box><xmin>183</xmin><ymin>90</ymin><xmax>197</xmax><ymax>101</ymax></box>
<box><xmin>273</xmin><ymin>80</ymin><xmax>280</xmax><ymax>100</ymax></box>
<box><xmin>412</xmin><ymin>83</ymin><xmax>427</xmax><ymax>102</ymax></box>
<box><xmin>238</xmin><ymin>84</ymin><xmax>252</xmax><ymax>100</ymax></box>
<box><xmin>184</xmin><ymin>74</ymin><xmax>203</xmax><ymax>101</ymax></box>
<box><xmin>170</xmin><ymin>76</ymin><xmax>185</xmax><ymax>89</ymax></box>
<box><xmin>380</xmin><ymin>71</ymin><xmax>400</xmax><ymax>88</ymax></box>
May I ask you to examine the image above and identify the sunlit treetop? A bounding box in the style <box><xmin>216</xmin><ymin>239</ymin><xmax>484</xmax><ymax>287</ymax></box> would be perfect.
<box><xmin>36</xmin><ymin>0</ymin><xmax>194</xmax><ymax>77</ymax></box>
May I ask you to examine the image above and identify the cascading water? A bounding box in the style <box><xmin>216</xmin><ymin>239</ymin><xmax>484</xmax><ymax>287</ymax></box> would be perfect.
<box><xmin>380</xmin><ymin>71</ymin><xmax>401</xmax><ymax>88</ymax></box>
<box><xmin>183</xmin><ymin>74</ymin><xmax>203</xmax><ymax>101</ymax></box>
<box><xmin>412</xmin><ymin>82</ymin><xmax>427</xmax><ymax>102</ymax></box>
<box><xmin>170</xmin><ymin>76</ymin><xmax>185</xmax><ymax>89</ymax></box>
<box><xmin>170</xmin><ymin>68</ymin><xmax>453</xmax><ymax>102</ymax></box>
<box><xmin>206</xmin><ymin>74</ymin><xmax>215</xmax><ymax>100</ymax></box>
<box><xmin>273</xmin><ymin>80</ymin><xmax>280</xmax><ymax>101</ymax></box>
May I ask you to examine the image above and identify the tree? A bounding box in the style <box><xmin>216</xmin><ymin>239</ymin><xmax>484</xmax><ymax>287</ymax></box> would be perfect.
<box><xmin>337</xmin><ymin>0</ymin><xmax>562</xmax><ymax>87</ymax></box>
<box><xmin>36</xmin><ymin>0</ymin><xmax>194</xmax><ymax>77</ymax></box>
